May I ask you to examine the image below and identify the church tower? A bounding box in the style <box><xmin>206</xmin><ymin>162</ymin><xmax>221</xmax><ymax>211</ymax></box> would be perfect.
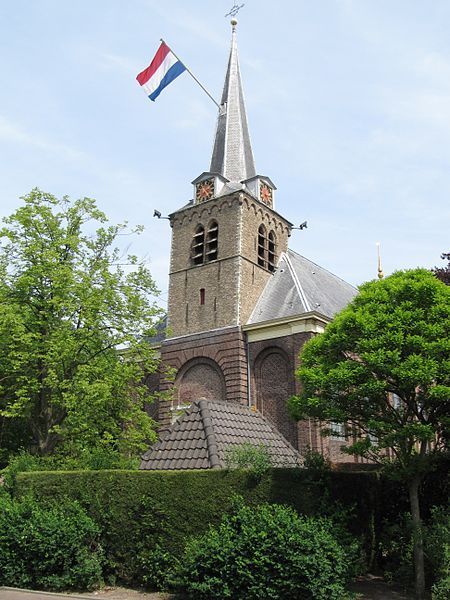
<box><xmin>153</xmin><ymin>20</ymin><xmax>358</xmax><ymax>463</ymax></box>
<box><xmin>167</xmin><ymin>20</ymin><xmax>292</xmax><ymax>338</ymax></box>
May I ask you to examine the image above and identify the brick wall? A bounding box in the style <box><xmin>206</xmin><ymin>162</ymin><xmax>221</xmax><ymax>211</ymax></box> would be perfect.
<box><xmin>158</xmin><ymin>326</ymin><xmax>248</xmax><ymax>432</ymax></box>
<box><xmin>167</xmin><ymin>192</ymin><xmax>292</xmax><ymax>337</ymax></box>
<box><xmin>248</xmin><ymin>331</ymin><xmax>358</xmax><ymax>464</ymax></box>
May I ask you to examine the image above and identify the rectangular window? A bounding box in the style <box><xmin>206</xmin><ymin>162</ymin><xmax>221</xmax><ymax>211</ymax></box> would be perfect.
<box><xmin>200</xmin><ymin>288</ymin><xmax>205</xmax><ymax>305</ymax></box>
<box><xmin>330</xmin><ymin>422</ymin><xmax>346</xmax><ymax>439</ymax></box>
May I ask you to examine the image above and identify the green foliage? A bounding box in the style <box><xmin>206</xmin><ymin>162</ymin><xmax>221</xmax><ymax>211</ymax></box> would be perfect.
<box><xmin>379</xmin><ymin>506</ymin><xmax>450</xmax><ymax>594</ymax></box>
<box><xmin>2</xmin><ymin>450</ymin><xmax>138</xmax><ymax>490</ymax></box>
<box><xmin>225</xmin><ymin>442</ymin><xmax>272</xmax><ymax>479</ymax></box>
<box><xmin>380</xmin><ymin>512</ymin><xmax>415</xmax><ymax>587</ymax></box>
<box><xmin>302</xmin><ymin>447</ymin><xmax>331</xmax><ymax>472</ymax></box>
<box><xmin>13</xmin><ymin>468</ymin><xmax>381</xmax><ymax>587</ymax></box>
<box><xmin>0</xmin><ymin>494</ymin><xmax>104</xmax><ymax>590</ymax></box>
<box><xmin>0</xmin><ymin>189</ymin><xmax>162</xmax><ymax>463</ymax></box>
<box><xmin>289</xmin><ymin>269</ymin><xmax>450</xmax><ymax>598</ymax></box>
<box><xmin>290</xmin><ymin>269</ymin><xmax>449</xmax><ymax>477</ymax></box>
<box><xmin>171</xmin><ymin>497</ymin><xmax>352</xmax><ymax>600</ymax></box>
<box><xmin>137</xmin><ymin>543</ymin><xmax>177</xmax><ymax>591</ymax></box>
<box><xmin>427</xmin><ymin>506</ymin><xmax>450</xmax><ymax>599</ymax></box>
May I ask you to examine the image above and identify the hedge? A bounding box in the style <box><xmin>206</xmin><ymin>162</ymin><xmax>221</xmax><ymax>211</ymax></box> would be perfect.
<box><xmin>12</xmin><ymin>465</ymin><xmax>447</xmax><ymax>586</ymax></box>
<box><xmin>13</xmin><ymin>469</ymin><xmax>378</xmax><ymax>583</ymax></box>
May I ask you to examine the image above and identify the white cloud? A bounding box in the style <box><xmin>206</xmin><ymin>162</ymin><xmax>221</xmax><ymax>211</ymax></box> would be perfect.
<box><xmin>0</xmin><ymin>115</ymin><xmax>86</xmax><ymax>161</ymax></box>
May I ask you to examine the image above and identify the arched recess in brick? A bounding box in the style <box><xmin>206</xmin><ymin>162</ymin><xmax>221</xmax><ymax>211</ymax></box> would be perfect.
<box><xmin>254</xmin><ymin>348</ymin><xmax>297</xmax><ymax>447</ymax></box>
<box><xmin>176</xmin><ymin>357</ymin><xmax>226</xmax><ymax>406</ymax></box>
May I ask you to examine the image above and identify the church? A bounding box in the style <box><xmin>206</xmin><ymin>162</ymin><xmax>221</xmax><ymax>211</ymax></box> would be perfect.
<box><xmin>141</xmin><ymin>20</ymin><xmax>358</xmax><ymax>470</ymax></box>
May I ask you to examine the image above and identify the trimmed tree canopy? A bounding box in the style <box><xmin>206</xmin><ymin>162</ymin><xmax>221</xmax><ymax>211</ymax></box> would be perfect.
<box><xmin>289</xmin><ymin>268</ymin><xmax>449</xmax><ymax>475</ymax></box>
<box><xmin>0</xmin><ymin>189</ymin><xmax>162</xmax><ymax>462</ymax></box>
<box><xmin>289</xmin><ymin>269</ymin><xmax>449</xmax><ymax>599</ymax></box>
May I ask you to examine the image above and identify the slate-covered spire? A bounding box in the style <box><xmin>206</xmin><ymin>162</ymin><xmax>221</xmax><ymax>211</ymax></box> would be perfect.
<box><xmin>209</xmin><ymin>19</ymin><xmax>256</xmax><ymax>182</ymax></box>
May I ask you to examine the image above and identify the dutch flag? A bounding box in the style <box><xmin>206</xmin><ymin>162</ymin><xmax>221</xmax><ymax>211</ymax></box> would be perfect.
<box><xmin>136</xmin><ymin>42</ymin><xmax>186</xmax><ymax>102</ymax></box>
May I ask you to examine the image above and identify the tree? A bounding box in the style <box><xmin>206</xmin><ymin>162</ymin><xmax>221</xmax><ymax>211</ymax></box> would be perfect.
<box><xmin>289</xmin><ymin>269</ymin><xmax>450</xmax><ymax>600</ymax></box>
<box><xmin>0</xmin><ymin>189</ymin><xmax>162</xmax><ymax>462</ymax></box>
<box><xmin>433</xmin><ymin>252</ymin><xmax>450</xmax><ymax>286</ymax></box>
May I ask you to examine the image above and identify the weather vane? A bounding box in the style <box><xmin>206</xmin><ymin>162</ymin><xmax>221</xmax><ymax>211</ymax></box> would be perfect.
<box><xmin>225</xmin><ymin>4</ymin><xmax>245</xmax><ymax>18</ymax></box>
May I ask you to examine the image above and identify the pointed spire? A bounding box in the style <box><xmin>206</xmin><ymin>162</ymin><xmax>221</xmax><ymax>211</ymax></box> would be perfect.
<box><xmin>209</xmin><ymin>19</ymin><xmax>256</xmax><ymax>182</ymax></box>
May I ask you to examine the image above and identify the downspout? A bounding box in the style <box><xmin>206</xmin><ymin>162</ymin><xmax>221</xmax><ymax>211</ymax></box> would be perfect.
<box><xmin>245</xmin><ymin>330</ymin><xmax>251</xmax><ymax>407</ymax></box>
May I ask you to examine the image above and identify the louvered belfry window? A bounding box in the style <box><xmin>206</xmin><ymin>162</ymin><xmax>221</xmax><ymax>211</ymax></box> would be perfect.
<box><xmin>191</xmin><ymin>225</ymin><xmax>205</xmax><ymax>265</ymax></box>
<box><xmin>191</xmin><ymin>221</ymin><xmax>219</xmax><ymax>265</ymax></box>
<box><xmin>206</xmin><ymin>221</ymin><xmax>218</xmax><ymax>262</ymax></box>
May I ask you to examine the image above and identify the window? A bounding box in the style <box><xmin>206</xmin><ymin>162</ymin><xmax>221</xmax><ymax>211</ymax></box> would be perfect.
<box><xmin>191</xmin><ymin>222</ymin><xmax>219</xmax><ymax>265</ymax></box>
<box><xmin>258</xmin><ymin>226</ymin><xmax>277</xmax><ymax>271</ymax></box>
<box><xmin>268</xmin><ymin>231</ymin><xmax>276</xmax><ymax>272</ymax></box>
<box><xmin>330</xmin><ymin>422</ymin><xmax>346</xmax><ymax>439</ymax></box>
<box><xmin>258</xmin><ymin>224</ymin><xmax>267</xmax><ymax>267</ymax></box>
<box><xmin>200</xmin><ymin>288</ymin><xmax>205</xmax><ymax>305</ymax></box>
<box><xmin>206</xmin><ymin>220</ymin><xmax>218</xmax><ymax>262</ymax></box>
<box><xmin>191</xmin><ymin>225</ymin><xmax>205</xmax><ymax>265</ymax></box>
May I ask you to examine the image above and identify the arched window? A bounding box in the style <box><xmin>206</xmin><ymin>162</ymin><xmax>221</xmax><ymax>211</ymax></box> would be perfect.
<box><xmin>258</xmin><ymin>224</ymin><xmax>267</xmax><ymax>268</ymax></box>
<box><xmin>206</xmin><ymin>220</ymin><xmax>218</xmax><ymax>262</ymax></box>
<box><xmin>268</xmin><ymin>230</ymin><xmax>276</xmax><ymax>272</ymax></box>
<box><xmin>191</xmin><ymin>225</ymin><xmax>205</xmax><ymax>265</ymax></box>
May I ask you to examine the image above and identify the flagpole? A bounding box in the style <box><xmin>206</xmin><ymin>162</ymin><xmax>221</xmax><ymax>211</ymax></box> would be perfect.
<box><xmin>160</xmin><ymin>38</ymin><xmax>221</xmax><ymax>110</ymax></box>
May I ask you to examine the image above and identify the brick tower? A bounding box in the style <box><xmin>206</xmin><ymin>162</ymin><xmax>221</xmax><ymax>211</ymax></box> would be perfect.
<box><xmin>167</xmin><ymin>20</ymin><xmax>292</xmax><ymax>338</ymax></box>
<box><xmin>154</xmin><ymin>21</ymin><xmax>358</xmax><ymax>466</ymax></box>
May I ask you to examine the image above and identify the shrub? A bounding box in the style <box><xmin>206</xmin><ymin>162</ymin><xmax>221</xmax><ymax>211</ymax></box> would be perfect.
<box><xmin>225</xmin><ymin>442</ymin><xmax>272</xmax><ymax>479</ymax></box>
<box><xmin>0</xmin><ymin>495</ymin><xmax>104</xmax><ymax>591</ymax></box>
<box><xmin>171</xmin><ymin>497</ymin><xmax>352</xmax><ymax>600</ymax></box>
<box><xmin>380</xmin><ymin>506</ymin><xmax>450</xmax><ymax>596</ymax></box>
<box><xmin>428</xmin><ymin>507</ymin><xmax>450</xmax><ymax>600</ymax></box>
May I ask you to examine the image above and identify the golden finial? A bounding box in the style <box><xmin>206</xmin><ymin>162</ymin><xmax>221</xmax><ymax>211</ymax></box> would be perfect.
<box><xmin>376</xmin><ymin>242</ymin><xmax>384</xmax><ymax>279</ymax></box>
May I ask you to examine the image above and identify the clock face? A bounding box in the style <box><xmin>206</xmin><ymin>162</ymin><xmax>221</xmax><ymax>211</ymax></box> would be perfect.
<box><xmin>196</xmin><ymin>178</ymin><xmax>214</xmax><ymax>202</ymax></box>
<box><xmin>259</xmin><ymin>182</ymin><xmax>273</xmax><ymax>205</ymax></box>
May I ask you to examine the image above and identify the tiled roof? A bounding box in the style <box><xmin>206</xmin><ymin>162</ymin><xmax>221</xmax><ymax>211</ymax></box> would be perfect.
<box><xmin>248</xmin><ymin>249</ymin><xmax>357</xmax><ymax>324</ymax></box>
<box><xmin>140</xmin><ymin>399</ymin><xmax>302</xmax><ymax>470</ymax></box>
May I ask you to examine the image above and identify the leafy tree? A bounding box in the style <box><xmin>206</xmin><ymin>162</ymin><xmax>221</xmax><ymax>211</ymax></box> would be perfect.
<box><xmin>433</xmin><ymin>252</ymin><xmax>450</xmax><ymax>286</ymax></box>
<box><xmin>289</xmin><ymin>269</ymin><xmax>450</xmax><ymax>600</ymax></box>
<box><xmin>0</xmin><ymin>189</ymin><xmax>161</xmax><ymax>462</ymax></box>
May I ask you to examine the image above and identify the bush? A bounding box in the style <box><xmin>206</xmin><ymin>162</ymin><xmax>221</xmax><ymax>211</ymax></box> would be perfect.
<box><xmin>428</xmin><ymin>507</ymin><xmax>450</xmax><ymax>600</ymax></box>
<box><xmin>3</xmin><ymin>449</ymin><xmax>137</xmax><ymax>488</ymax></box>
<box><xmin>225</xmin><ymin>442</ymin><xmax>272</xmax><ymax>479</ymax></box>
<box><xmin>171</xmin><ymin>497</ymin><xmax>352</xmax><ymax>600</ymax></box>
<box><xmin>10</xmin><ymin>468</ymin><xmax>387</xmax><ymax>586</ymax></box>
<box><xmin>379</xmin><ymin>506</ymin><xmax>450</xmax><ymax>595</ymax></box>
<box><xmin>0</xmin><ymin>495</ymin><xmax>104</xmax><ymax>591</ymax></box>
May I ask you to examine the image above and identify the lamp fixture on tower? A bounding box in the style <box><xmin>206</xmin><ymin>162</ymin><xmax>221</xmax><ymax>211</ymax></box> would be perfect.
<box><xmin>153</xmin><ymin>210</ymin><xmax>170</xmax><ymax>220</ymax></box>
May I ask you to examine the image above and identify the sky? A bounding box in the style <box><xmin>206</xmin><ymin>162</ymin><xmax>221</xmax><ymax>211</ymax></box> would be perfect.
<box><xmin>1</xmin><ymin>0</ymin><xmax>449</xmax><ymax>309</ymax></box>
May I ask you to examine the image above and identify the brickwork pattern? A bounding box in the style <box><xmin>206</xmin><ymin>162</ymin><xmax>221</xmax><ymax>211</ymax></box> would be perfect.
<box><xmin>158</xmin><ymin>326</ymin><xmax>248</xmax><ymax>432</ymax></box>
<box><xmin>248</xmin><ymin>332</ymin><xmax>358</xmax><ymax>463</ymax></box>
<box><xmin>167</xmin><ymin>192</ymin><xmax>292</xmax><ymax>337</ymax></box>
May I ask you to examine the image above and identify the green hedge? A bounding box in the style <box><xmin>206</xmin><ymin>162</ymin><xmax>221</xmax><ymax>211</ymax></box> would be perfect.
<box><xmin>14</xmin><ymin>469</ymin><xmax>377</xmax><ymax>584</ymax></box>
<box><xmin>13</xmin><ymin>466</ymin><xmax>447</xmax><ymax>587</ymax></box>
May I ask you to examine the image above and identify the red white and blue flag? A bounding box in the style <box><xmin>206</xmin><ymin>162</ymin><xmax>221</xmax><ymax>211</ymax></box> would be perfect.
<box><xmin>136</xmin><ymin>42</ymin><xmax>186</xmax><ymax>101</ymax></box>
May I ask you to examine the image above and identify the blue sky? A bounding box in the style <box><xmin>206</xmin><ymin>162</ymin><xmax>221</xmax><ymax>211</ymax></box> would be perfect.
<box><xmin>1</xmin><ymin>0</ymin><xmax>449</xmax><ymax>308</ymax></box>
